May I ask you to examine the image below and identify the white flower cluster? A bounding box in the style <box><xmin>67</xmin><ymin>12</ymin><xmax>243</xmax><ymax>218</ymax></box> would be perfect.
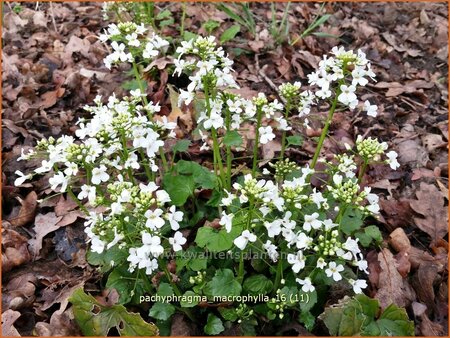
<box><xmin>175</xmin><ymin>36</ymin><xmax>287</xmax><ymax>145</ymax></box>
<box><xmin>99</xmin><ymin>22</ymin><xmax>169</xmax><ymax>69</ymax></box>
<box><xmin>219</xmin><ymin>163</ymin><xmax>377</xmax><ymax>294</ymax></box>
<box><xmin>175</xmin><ymin>36</ymin><xmax>238</xmax><ymax>106</ymax></box>
<box><xmin>15</xmin><ymin>91</ymin><xmax>186</xmax><ymax>276</ymax></box>
<box><xmin>307</xmin><ymin>46</ymin><xmax>378</xmax><ymax>115</ymax></box>
<box><xmin>354</xmin><ymin>135</ymin><xmax>400</xmax><ymax>170</ymax></box>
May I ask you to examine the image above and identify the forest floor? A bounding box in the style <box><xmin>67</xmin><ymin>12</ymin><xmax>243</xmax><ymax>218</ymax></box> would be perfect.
<box><xmin>1</xmin><ymin>1</ymin><xmax>448</xmax><ymax>336</ymax></box>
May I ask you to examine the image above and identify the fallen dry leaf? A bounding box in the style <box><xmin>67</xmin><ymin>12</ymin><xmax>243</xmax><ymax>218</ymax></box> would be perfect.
<box><xmin>411</xmin><ymin>263</ymin><xmax>440</xmax><ymax>314</ymax></box>
<box><xmin>28</xmin><ymin>212</ymin><xmax>63</xmax><ymax>257</ymax></box>
<box><xmin>3</xmin><ymin>273</ymin><xmax>37</xmax><ymax>311</ymax></box>
<box><xmin>8</xmin><ymin>191</ymin><xmax>38</xmax><ymax>227</ymax></box>
<box><xmin>35</xmin><ymin>309</ymin><xmax>81</xmax><ymax>336</ymax></box>
<box><xmin>39</xmin><ymin>87</ymin><xmax>66</xmax><ymax>109</ymax></box>
<box><xmin>376</xmin><ymin>248</ymin><xmax>415</xmax><ymax>309</ymax></box>
<box><xmin>2</xmin><ymin>223</ymin><xmax>31</xmax><ymax>272</ymax></box>
<box><xmin>1</xmin><ymin>309</ymin><xmax>21</xmax><ymax>336</ymax></box>
<box><xmin>409</xmin><ymin>182</ymin><xmax>448</xmax><ymax>245</ymax></box>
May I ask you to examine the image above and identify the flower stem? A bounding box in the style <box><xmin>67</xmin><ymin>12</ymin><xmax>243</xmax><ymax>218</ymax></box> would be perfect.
<box><xmin>67</xmin><ymin>187</ymin><xmax>89</xmax><ymax>214</ymax></box>
<box><xmin>225</xmin><ymin>108</ymin><xmax>232</xmax><ymax>190</ymax></box>
<box><xmin>180</xmin><ymin>2</ymin><xmax>186</xmax><ymax>36</ymax></box>
<box><xmin>162</xmin><ymin>264</ymin><xmax>196</xmax><ymax>322</ymax></box>
<box><xmin>358</xmin><ymin>159</ymin><xmax>368</xmax><ymax>184</ymax></box>
<box><xmin>252</xmin><ymin>107</ymin><xmax>263</xmax><ymax>176</ymax></box>
<box><xmin>204</xmin><ymin>82</ymin><xmax>226</xmax><ymax>187</ymax></box>
<box><xmin>272</xmin><ymin>258</ymin><xmax>283</xmax><ymax>292</ymax></box>
<box><xmin>279</xmin><ymin>101</ymin><xmax>291</xmax><ymax>161</ymax></box>
<box><xmin>310</xmin><ymin>93</ymin><xmax>339</xmax><ymax>169</ymax></box>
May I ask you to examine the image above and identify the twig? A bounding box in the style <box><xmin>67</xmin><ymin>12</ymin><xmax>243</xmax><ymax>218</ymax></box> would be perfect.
<box><xmin>255</xmin><ymin>54</ymin><xmax>287</xmax><ymax>105</ymax></box>
<box><xmin>49</xmin><ymin>2</ymin><xmax>59</xmax><ymax>33</ymax></box>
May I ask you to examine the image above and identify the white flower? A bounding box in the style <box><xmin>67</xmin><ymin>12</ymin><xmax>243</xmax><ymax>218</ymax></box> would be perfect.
<box><xmin>386</xmin><ymin>150</ymin><xmax>400</xmax><ymax>170</ymax></box>
<box><xmin>156</xmin><ymin>190</ymin><xmax>171</xmax><ymax>204</ymax></box>
<box><xmin>316</xmin><ymin>257</ymin><xmax>327</xmax><ymax>269</ymax></box>
<box><xmin>355</xmin><ymin>255</ymin><xmax>369</xmax><ymax>274</ymax></box>
<box><xmin>234</xmin><ymin>230</ymin><xmax>257</xmax><ymax>250</ymax></box>
<box><xmin>90</xmin><ymin>236</ymin><xmax>106</xmax><ymax>254</ymax></box>
<box><xmin>296</xmin><ymin>277</ymin><xmax>315</xmax><ymax>293</ymax></box>
<box><xmin>337</xmin><ymin>85</ymin><xmax>357</xmax><ymax>106</ymax></box>
<box><xmin>178</xmin><ymin>89</ymin><xmax>195</xmax><ymax>106</ymax></box>
<box><xmin>14</xmin><ymin>170</ymin><xmax>32</xmax><ymax>186</ymax></box>
<box><xmin>49</xmin><ymin>172</ymin><xmax>69</xmax><ymax>192</ymax></box>
<box><xmin>349</xmin><ymin>279</ymin><xmax>367</xmax><ymax>294</ymax></box>
<box><xmin>169</xmin><ymin>231</ymin><xmax>187</xmax><ymax>252</ymax></box>
<box><xmin>125</xmin><ymin>33</ymin><xmax>140</xmax><ymax>47</ymax></box>
<box><xmin>91</xmin><ymin>165</ymin><xmax>109</xmax><ymax>185</ymax></box>
<box><xmin>310</xmin><ymin>189</ymin><xmax>326</xmax><ymax>208</ymax></box>
<box><xmin>303</xmin><ymin>213</ymin><xmax>322</xmax><ymax>232</ymax></box>
<box><xmin>106</xmin><ymin>228</ymin><xmax>124</xmax><ymax>249</ymax></box>
<box><xmin>325</xmin><ymin>261</ymin><xmax>345</xmax><ymax>281</ymax></box>
<box><xmin>203</xmin><ymin>112</ymin><xmax>224</xmax><ymax>130</ymax></box>
<box><xmin>296</xmin><ymin>232</ymin><xmax>312</xmax><ymax>249</ymax></box>
<box><xmin>221</xmin><ymin>190</ymin><xmax>235</xmax><ymax>206</ymax></box>
<box><xmin>142</xmin><ymin>232</ymin><xmax>164</xmax><ymax>257</ymax></box>
<box><xmin>219</xmin><ymin>211</ymin><xmax>234</xmax><ymax>233</ymax></box>
<box><xmin>263</xmin><ymin>240</ymin><xmax>279</xmax><ymax>262</ymax></box>
<box><xmin>110</xmin><ymin>202</ymin><xmax>124</xmax><ymax>215</ymax></box>
<box><xmin>143</xmin><ymin>42</ymin><xmax>159</xmax><ymax>59</ymax></box>
<box><xmin>78</xmin><ymin>185</ymin><xmax>96</xmax><ymax>204</ymax></box>
<box><xmin>342</xmin><ymin>238</ymin><xmax>361</xmax><ymax>257</ymax></box>
<box><xmin>363</xmin><ymin>100</ymin><xmax>378</xmax><ymax>117</ymax></box>
<box><xmin>265</xmin><ymin>220</ymin><xmax>282</xmax><ymax>238</ymax></box>
<box><xmin>145</xmin><ymin>209</ymin><xmax>165</xmax><ymax>230</ymax></box>
<box><xmin>259</xmin><ymin>126</ymin><xmax>275</xmax><ymax>144</ymax></box>
<box><xmin>351</xmin><ymin>67</ymin><xmax>369</xmax><ymax>87</ymax></box>
<box><xmin>287</xmin><ymin>251</ymin><xmax>306</xmax><ymax>273</ymax></box>
<box><xmin>167</xmin><ymin>205</ymin><xmax>183</xmax><ymax>230</ymax></box>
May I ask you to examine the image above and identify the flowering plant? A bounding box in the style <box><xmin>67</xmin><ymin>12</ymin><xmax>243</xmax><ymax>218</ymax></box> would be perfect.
<box><xmin>16</xmin><ymin>30</ymin><xmax>407</xmax><ymax>335</ymax></box>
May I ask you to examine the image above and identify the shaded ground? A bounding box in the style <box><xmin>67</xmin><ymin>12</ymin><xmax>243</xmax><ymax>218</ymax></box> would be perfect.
<box><xmin>1</xmin><ymin>2</ymin><xmax>448</xmax><ymax>336</ymax></box>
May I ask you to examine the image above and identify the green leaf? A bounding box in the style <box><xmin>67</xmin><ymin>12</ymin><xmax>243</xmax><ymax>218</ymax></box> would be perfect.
<box><xmin>320</xmin><ymin>295</ymin><xmax>414</xmax><ymax>336</ymax></box>
<box><xmin>286</xmin><ymin>135</ymin><xmax>303</xmax><ymax>146</ymax></box>
<box><xmin>223</xmin><ymin>130</ymin><xmax>243</xmax><ymax>147</ymax></box>
<box><xmin>204</xmin><ymin>314</ymin><xmax>225</xmax><ymax>335</ymax></box>
<box><xmin>162</xmin><ymin>173</ymin><xmax>195</xmax><ymax>206</ymax></box>
<box><xmin>218</xmin><ymin>307</ymin><xmax>238</xmax><ymax>321</ymax></box>
<box><xmin>87</xmin><ymin>246</ymin><xmax>128</xmax><ymax>273</ymax></box>
<box><xmin>149</xmin><ymin>302</ymin><xmax>176</xmax><ymax>321</ymax></box>
<box><xmin>299</xmin><ymin>311</ymin><xmax>316</xmax><ymax>331</ymax></box>
<box><xmin>307</xmin><ymin>14</ymin><xmax>331</xmax><ymax>33</ymax></box>
<box><xmin>203</xmin><ymin>20</ymin><xmax>221</xmax><ymax>34</ymax></box>
<box><xmin>195</xmin><ymin>224</ymin><xmax>242</xmax><ymax>253</ymax></box>
<box><xmin>363</xmin><ymin>303</ymin><xmax>415</xmax><ymax>336</ymax></box>
<box><xmin>312</xmin><ymin>31</ymin><xmax>340</xmax><ymax>39</ymax></box>
<box><xmin>299</xmin><ymin>290</ymin><xmax>317</xmax><ymax>312</ymax></box>
<box><xmin>122</xmin><ymin>79</ymin><xmax>148</xmax><ymax>91</ymax></box>
<box><xmin>105</xmin><ymin>265</ymin><xmax>149</xmax><ymax>304</ymax></box>
<box><xmin>243</xmin><ymin>275</ymin><xmax>273</xmax><ymax>296</ymax></box>
<box><xmin>173</xmin><ymin>139</ymin><xmax>191</xmax><ymax>153</ymax></box>
<box><xmin>157</xmin><ymin>283</ymin><xmax>174</xmax><ymax>297</ymax></box>
<box><xmin>341</xmin><ymin>208</ymin><xmax>364</xmax><ymax>235</ymax></box>
<box><xmin>204</xmin><ymin>269</ymin><xmax>242</xmax><ymax>298</ymax></box>
<box><xmin>175</xmin><ymin>160</ymin><xmax>218</xmax><ymax>189</ymax></box>
<box><xmin>69</xmin><ymin>288</ymin><xmax>158</xmax><ymax>336</ymax></box>
<box><xmin>220</xmin><ymin>24</ymin><xmax>241</xmax><ymax>43</ymax></box>
<box><xmin>180</xmin><ymin>291</ymin><xmax>200</xmax><ymax>308</ymax></box>
<box><xmin>156</xmin><ymin>9</ymin><xmax>172</xmax><ymax>20</ymax></box>
<box><xmin>183</xmin><ymin>31</ymin><xmax>198</xmax><ymax>41</ymax></box>
<box><xmin>176</xmin><ymin>246</ymin><xmax>208</xmax><ymax>272</ymax></box>
<box><xmin>239</xmin><ymin>318</ymin><xmax>258</xmax><ymax>335</ymax></box>
<box><xmin>159</xmin><ymin>18</ymin><xmax>174</xmax><ymax>27</ymax></box>
<box><xmin>364</xmin><ymin>225</ymin><xmax>383</xmax><ymax>244</ymax></box>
